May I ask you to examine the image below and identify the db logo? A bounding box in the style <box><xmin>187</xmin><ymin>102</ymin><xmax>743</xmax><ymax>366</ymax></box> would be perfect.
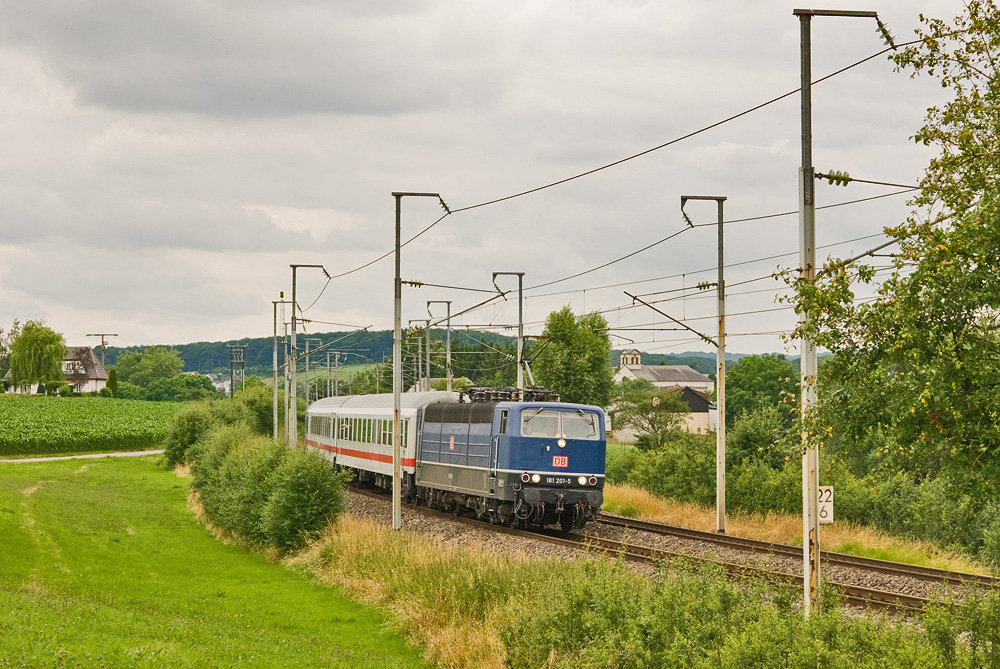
<box><xmin>552</xmin><ymin>456</ymin><xmax>568</xmax><ymax>468</ymax></box>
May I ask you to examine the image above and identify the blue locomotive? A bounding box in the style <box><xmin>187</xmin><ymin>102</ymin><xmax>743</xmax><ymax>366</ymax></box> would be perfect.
<box><xmin>305</xmin><ymin>388</ymin><xmax>606</xmax><ymax>530</ymax></box>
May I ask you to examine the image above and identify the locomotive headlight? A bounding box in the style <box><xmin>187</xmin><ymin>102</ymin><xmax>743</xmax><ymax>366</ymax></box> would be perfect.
<box><xmin>531</xmin><ymin>474</ymin><xmax>541</xmax><ymax>483</ymax></box>
<box><xmin>557</xmin><ymin>439</ymin><xmax>566</xmax><ymax>448</ymax></box>
<box><xmin>589</xmin><ymin>476</ymin><xmax>598</xmax><ymax>486</ymax></box>
<box><xmin>578</xmin><ymin>476</ymin><xmax>587</xmax><ymax>486</ymax></box>
<box><xmin>520</xmin><ymin>473</ymin><xmax>530</xmax><ymax>483</ymax></box>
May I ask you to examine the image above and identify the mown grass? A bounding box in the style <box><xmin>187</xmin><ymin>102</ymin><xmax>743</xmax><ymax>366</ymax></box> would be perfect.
<box><xmin>603</xmin><ymin>482</ymin><xmax>985</xmax><ymax>574</ymax></box>
<box><xmin>0</xmin><ymin>395</ymin><xmax>183</xmax><ymax>456</ymax></box>
<box><xmin>0</xmin><ymin>456</ymin><xmax>430</xmax><ymax>668</ymax></box>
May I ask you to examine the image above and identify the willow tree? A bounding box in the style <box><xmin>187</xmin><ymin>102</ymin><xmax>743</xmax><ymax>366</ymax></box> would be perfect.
<box><xmin>9</xmin><ymin>320</ymin><xmax>66</xmax><ymax>392</ymax></box>
<box><xmin>787</xmin><ymin>1</ymin><xmax>1000</xmax><ymax>496</ymax></box>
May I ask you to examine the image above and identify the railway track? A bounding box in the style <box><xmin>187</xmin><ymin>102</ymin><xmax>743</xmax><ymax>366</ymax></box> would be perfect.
<box><xmin>594</xmin><ymin>512</ymin><xmax>1000</xmax><ymax>588</ymax></box>
<box><xmin>349</xmin><ymin>488</ymin><xmax>946</xmax><ymax>612</ymax></box>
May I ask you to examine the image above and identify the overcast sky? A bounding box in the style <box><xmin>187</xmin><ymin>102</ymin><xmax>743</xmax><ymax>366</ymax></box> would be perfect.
<box><xmin>0</xmin><ymin>1</ymin><xmax>959</xmax><ymax>358</ymax></box>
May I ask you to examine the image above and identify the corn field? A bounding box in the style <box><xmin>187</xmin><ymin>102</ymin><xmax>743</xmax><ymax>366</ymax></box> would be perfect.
<box><xmin>0</xmin><ymin>395</ymin><xmax>182</xmax><ymax>456</ymax></box>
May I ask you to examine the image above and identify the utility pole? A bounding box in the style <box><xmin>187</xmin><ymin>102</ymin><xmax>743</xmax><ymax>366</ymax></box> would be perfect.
<box><xmin>392</xmin><ymin>192</ymin><xmax>445</xmax><ymax>531</ymax></box>
<box><xmin>410</xmin><ymin>319</ymin><xmax>431</xmax><ymax>391</ymax></box>
<box><xmin>304</xmin><ymin>338</ymin><xmax>322</xmax><ymax>404</ymax></box>
<box><xmin>428</xmin><ymin>301</ymin><xmax>452</xmax><ymax>392</ymax></box>
<box><xmin>792</xmin><ymin>7</ymin><xmax>881</xmax><ymax>617</ymax></box>
<box><xmin>288</xmin><ymin>264</ymin><xmax>328</xmax><ymax>446</ymax></box>
<box><xmin>681</xmin><ymin>195</ymin><xmax>727</xmax><ymax>534</ymax></box>
<box><xmin>492</xmin><ymin>273</ymin><xmax>525</xmax><ymax>389</ymax></box>
<box><xmin>86</xmin><ymin>333</ymin><xmax>118</xmax><ymax>368</ymax></box>
<box><xmin>272</xmin><ymin>296</ymin><xmax>290</xmax><ymax>440</ymax></box>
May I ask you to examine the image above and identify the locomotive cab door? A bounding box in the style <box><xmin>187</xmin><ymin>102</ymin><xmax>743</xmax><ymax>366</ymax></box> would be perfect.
<box><xmin>489</xmin><ymin>409</ymin><xmax>508</xmax><ymax>495</ymax></box>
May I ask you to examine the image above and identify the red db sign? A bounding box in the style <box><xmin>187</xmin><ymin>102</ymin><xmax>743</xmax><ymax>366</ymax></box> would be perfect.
<box><xmin>552</xmin><ymin>456</ymin><xmax>568</xmax><ymax>468</ymax></box>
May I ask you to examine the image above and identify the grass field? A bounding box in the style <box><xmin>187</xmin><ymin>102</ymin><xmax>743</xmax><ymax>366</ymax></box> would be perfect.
<box><xmin>0</xmin><ymin>396</ymin><xmax>183</xmax><ymax>457</ymax></box>
<box><xmin>0</xmin><ymin>455</ymin><xmax>430</xmax><ymax>668</ymax></box>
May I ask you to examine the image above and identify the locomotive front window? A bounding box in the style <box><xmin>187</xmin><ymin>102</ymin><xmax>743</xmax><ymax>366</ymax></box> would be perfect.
<box><xmin>521</xmin><ymin>409</ymin><xmax>600</xmax><ymax>439</ymax></box>
<box><xmin>522</xmin><ymin>409</ymin><xmax>560</xmax><ymax>438</ymax></box>
<box><xmin>563</xmin><ymin>411</ymin><xmax>600</xmax><ymax>440</ymax></box>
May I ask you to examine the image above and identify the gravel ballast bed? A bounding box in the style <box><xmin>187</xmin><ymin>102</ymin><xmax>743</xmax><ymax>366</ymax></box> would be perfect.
<box><xmin>347</xmin><ymin>490</ymin><xmax>970</xmax><ymax>602</ymax></box>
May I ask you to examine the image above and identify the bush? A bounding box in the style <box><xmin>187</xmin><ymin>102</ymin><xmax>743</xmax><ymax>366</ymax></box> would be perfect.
<box><xmin>626</xmin><ymin>433</ymin><xmax>715</xmax><ymax>506</ymax></box>
<box><xmin>727</xmin><ymin>460</ymin><xmax>801</xmax><ymax>516</ymax></box>
<box><xmin>163</xmin><ymin>401</ymin><xmax>216</xmax><ymax>467</ymax></box>
<box><xmin>605</xmin><ymin>444</ymin><xmax>639</xmax><ymax>484</ymax></box>
<box><xmin>261</xmin><ymin>450</ymin><xmax>351</xmax><ymax>549</ymax></box>
<box><xmin>502</xmin><ymin>558</ymin><xmax>939</xmax><ymax>668</ymax></box>
<box><xmin>234</xmin><ymin>383</ymin><xmax>274</xmax><ymax>436</ymax></box>
<box><xmin>188</xmin><ymin>421</ymin><xmax>350</xmax><ymax>551</ymax></box>
<box><xmin>201</xmin><ymin>435</ymin><xmax>287</xmax><ymax>544</ymax></box>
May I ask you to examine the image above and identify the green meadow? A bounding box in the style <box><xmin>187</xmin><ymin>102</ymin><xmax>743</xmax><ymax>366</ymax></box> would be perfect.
<box><xmin>0</xmin><ymin>455</ymin><xmax>430</xmax><ymax>668</ymax></box>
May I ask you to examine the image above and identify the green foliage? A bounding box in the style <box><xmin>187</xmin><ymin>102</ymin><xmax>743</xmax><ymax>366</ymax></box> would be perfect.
<box><xmin>503</xmin><ymin>558</ymin><xmax>941</xmax><ymax>668</ymax></box>
<box><xmin>235</xmin><ymin>380</ymin><xmax>275</xmax><ymax>435</ymax></box>
<box><xmin>163</xmin><ymin>402</ymin><xmax>216</xmax><ymax>467</ymax></box>
<box><xmin>144</xmin><ymin>373</ymin><xmax>219</xmax><ymax>402</ymax></box>
<box><xmin>260</xmin><ymin>450</ymin><xmax>351</xmax><ymax>550</ymax></box>
<box><xmin>724</xmin><ymin>354</ymin><xmax>798</xmax><ymax>428</ymax></box>
<box><xmin>626</xmin><ymin>432</ymin><xmax>716</xmax><ymax>506</ymax></box>
<box><xmin>0</xmin><ymin>395</ymin><xmax>182</xmax><ymax>456</ymax></box>
<box><xmin>784</xmin><ymin>2</ymin><xmax>1000</xmax><ymax>502</ymax></box>
<box><xmin>113</xmin><ymin>346</ymin><xmax>185</xmax><ymax>388</ymax></box>
<box><xmin>604</xmin><ymin>443</ymin><xmax>639</xmax><ymax>484</ymax></box>
<box><xmin>107</xmin><ymin>367</ymin><xmax>118</xmax><ymax>397</ymax></box>
<box><xmin>892</xmin><ymin>0</ymin><xmax>1000</xmax><ymax>215</ymax></box>
<box><xmin>612</xmin><ymin>378</ymin><xmax>690</xmax><ymax>450</ymax></box>
<box><xmin>200</xmin><ymin>433</ymin><xmax>288</xmax><ymax>545</ymax></box>
<box><xmin>8</xmin><ymin>320</ymin><xmax>66</xmax><ymax>391</ymax></box>
<box><xmin>533</xmin><ymin>307</ymin><xmax>614</xmax><ymax>406</ymax></box>
<box><xmin>0</xmin><ymin>319</ymin><xmax>20</xmax><ymax>381</ymax></box>
<box><xmin>727</xmin><ymin>404</ymin><xmax>787</xmax><ymax>468</ymax></box>
<box><xmin>190</xmin><ymin>423</ymin><xmax>349</xmax><ymax>551</ymax></box>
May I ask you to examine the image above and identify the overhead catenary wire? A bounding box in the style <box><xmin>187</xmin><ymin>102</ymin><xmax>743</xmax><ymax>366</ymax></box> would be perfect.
<box><xmin>318</xmin><ymin>42</ymin><xmax>921</xmax><ymax>284</ymax></box>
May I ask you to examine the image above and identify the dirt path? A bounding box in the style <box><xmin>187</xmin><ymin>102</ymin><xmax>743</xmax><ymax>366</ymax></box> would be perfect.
<box><xmin>1</xmin><ymin>450</ymin><xmax>164</xmax><ymax>463</ymax></box>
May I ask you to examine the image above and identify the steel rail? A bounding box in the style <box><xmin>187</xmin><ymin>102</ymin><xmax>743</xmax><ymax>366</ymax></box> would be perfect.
<box><xmin>595</xmin><ymin>512</ymin><xmax>999</xmax><ymax>587</ymax></box>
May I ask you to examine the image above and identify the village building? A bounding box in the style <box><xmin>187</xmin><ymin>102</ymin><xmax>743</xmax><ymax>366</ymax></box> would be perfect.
<box><xmin>4</xmin><ymin>346</ymin><xmax>108</xmax><ymax>394</ymax></box>
<box><xmin>608</xmin><ymin>349</ymin><xmax>718</xmax><ymax>442</ymax></box>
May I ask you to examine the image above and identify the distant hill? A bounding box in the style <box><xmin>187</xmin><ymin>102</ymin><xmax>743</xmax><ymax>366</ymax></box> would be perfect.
<box><xmin>99</xmin><ymin>329</ymin><xmax>517</xmax><ymax>376</ymax></box>
<box><xmin>98</xmin><ymin>330</ymin><xmax>795</xmax><ymax>378</ymax></box>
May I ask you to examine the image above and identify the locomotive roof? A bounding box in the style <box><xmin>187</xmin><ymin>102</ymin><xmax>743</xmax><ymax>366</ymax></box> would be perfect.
<box><xmin>308</xmin><ymin>391</ymin><xmax>458</xmax><ymax>412</ymax></box>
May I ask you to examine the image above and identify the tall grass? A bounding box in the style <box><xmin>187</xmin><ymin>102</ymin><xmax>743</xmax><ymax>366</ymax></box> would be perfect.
<box><xmin>604</xmin><ymin>483</ymin><xmax>984</xmax><ymax>573</ymax></box>
<box><xmin>291</xmin><ymin>516</ymin><xmax>554</xmax><ymax>669</ymax></box>
<box><xmin>290</xmin><ymin>512</ymin><xmax>1000</xmax><ymax>669</ymax></box>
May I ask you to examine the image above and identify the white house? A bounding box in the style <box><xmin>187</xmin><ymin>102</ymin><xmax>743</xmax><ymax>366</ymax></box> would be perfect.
<box><xmin>612</xmin><ymin>349</ymin><xmax>714</xmax><ymax>394</ymax></box>
<box><xmin>5</xmin><ymin>346</ymin><xmax>108</xmax><ymax>394</ymax></box>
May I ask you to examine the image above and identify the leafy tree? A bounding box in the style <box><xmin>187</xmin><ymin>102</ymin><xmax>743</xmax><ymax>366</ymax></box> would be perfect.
<box><xmin>107</xmin><ymin>368</ymin><xmax>119</xmax><ymax>398</ymax></box>
<box><xmin>533</xmin><ymin>307</ymin><xmax>614</xmax><ymax>406</ymax></box>
<box><xmin>9</xmin><ymin>320</ymin><xmax>66</xmax><ymax>392</ymax></box>
<box><xmin>113</xmin><ymin>346</ymin><xmax>185</xmax><ymax>388</ymax></box>
<box><xmin>727</xmin><ymin>404</ymin><xmax>787</xmax><ymax>468</ymax></box>
<box><xmin>786</xmin><ymin>2</ymin><xmax>1000</xmax><ymax>497</ymax></box>
<box><xmin>0</xmin><ymin>319</ymin><xmax>21</xmax><ymax>383</ymax></box>
<box><xmin>612</xmin><ymin>378</ymin><xmax>690</xmax><ymax>450</ymax></box>
<box><xmin>145</xmin><ymin>374</ymin><xmax>219</xmax><ymax>402</ymax></box>
<box><xmin>724</xmin><ymin>354</ymin><xmax>798</xmax><ymax>428</ymax></box>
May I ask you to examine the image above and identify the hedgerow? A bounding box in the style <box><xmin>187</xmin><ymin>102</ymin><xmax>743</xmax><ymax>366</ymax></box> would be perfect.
<box><xmin>0</xmin><ymin>395</ymin><xmax>182</xmax><ymax>456</ymax></box>
<box><xmin>178</xmin><ymin>406</ymin><xmax>350</xmax><ymax>552</ymax></box>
